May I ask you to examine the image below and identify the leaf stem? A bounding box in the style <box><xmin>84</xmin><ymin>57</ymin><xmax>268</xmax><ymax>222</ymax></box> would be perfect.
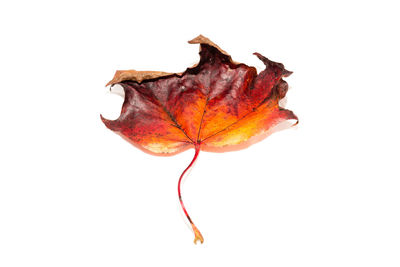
<box><xmin>177</xmin><ymin>143</ymin><xmax>203</xmax><ymax>244</ymax></box>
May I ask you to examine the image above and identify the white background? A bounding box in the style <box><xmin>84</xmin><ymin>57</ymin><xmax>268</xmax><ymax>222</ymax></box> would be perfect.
<box><xmin>0</xmin><ymin>0</ymin><xmax>399</xmax><ymax>266</ymax></box>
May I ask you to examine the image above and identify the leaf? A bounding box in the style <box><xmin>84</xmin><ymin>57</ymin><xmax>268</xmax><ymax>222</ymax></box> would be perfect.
<box><xmin>101</xmin><ymin>35</ymin><xmax>298</xmax><ymax>244</ymax></box>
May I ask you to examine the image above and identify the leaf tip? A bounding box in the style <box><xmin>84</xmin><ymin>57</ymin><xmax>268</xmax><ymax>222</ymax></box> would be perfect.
<box><xmin>279</xmin><ymin>108</ymin><xmax>299</xmax><ymax>126</ymax></box>
<box><xmin>106</xmin><ymin>70</ymin><xmax>173</xmax><ymax>86</ymax></box>
<box><xmin>253</xmin><ymin>52</ymin><xmax>293</xmax><ymax>77</ymax></box>
<box><xmin>282</xmin><ymin>69</ymin><xmax>293</xmax><ymax>77</ymax></box>
<box><xmin>100</xmin><ymin>114</ymin><xmax>119</xmax><ymax>130</ymax></box>
<box><xmin>188</xmin><ymin>34</ymin><xmax>229</xmax><ymax>56</ymax></box>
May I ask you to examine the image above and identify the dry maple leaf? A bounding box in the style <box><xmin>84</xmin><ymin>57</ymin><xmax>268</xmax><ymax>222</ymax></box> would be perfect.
<box><xmin>101</xmin><ymin>35</ymin><xmax>298</xmax><ymax>244</ymax></box>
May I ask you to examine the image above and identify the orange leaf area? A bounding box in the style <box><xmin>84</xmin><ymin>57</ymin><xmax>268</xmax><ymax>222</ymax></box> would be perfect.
<box><xmin>101</xmin><ymin>35</ymin><xmax>297</xmax><ymax>154</ymax></box>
